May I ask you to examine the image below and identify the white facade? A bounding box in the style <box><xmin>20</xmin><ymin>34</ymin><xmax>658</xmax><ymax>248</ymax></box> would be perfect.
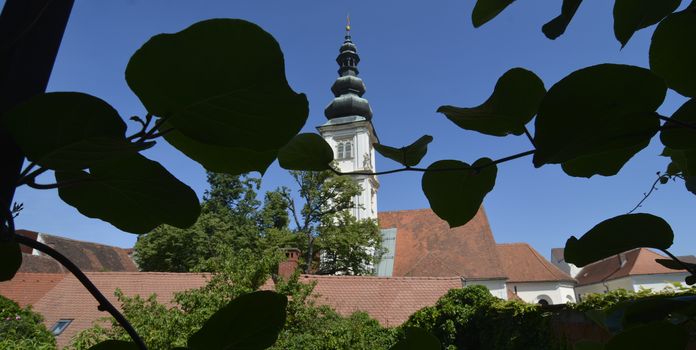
<box><xmin>575</xmin><ymin>273</ymin><xmax>689</xmax><ymax>300</ymax></box>
<box><xmin>318</xmin><ymin>118</ymin><xmax>379</xmax><ymax>221</ymax></box>
<box><xmin>462</xmin><ymin>278</ymin><xmax>508</xmax><ymax>300</ymax></box>
<box><xmin>507</xmin><ymin>282</ymin><xmax>576</xmax><ymax>304</ymax></box>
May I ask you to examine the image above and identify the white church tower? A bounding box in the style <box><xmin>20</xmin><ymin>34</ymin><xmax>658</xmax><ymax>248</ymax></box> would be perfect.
<box><xmin>317</xmin><ymin>22</ymin><xmax>379</xmax><ymax>221</ymax></box>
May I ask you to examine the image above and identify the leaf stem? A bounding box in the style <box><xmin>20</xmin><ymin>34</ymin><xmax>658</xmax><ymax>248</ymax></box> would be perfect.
<box><xmin>14</xmin><ymin>234</ymin><xmax>148</xmax><ymax>350</ymax></box>
<box><xmin>523</xmin><ymin>127</ymin><xmax>536</xmax><ymax>148</ymax></box>
<box><xmin>656</xmin><ymin>114</ymin><xmax>696</xmax><ymax>130</ymax></box>
<box><xmin>659</xmin><ymin>248</ymin><xmax>696</xmax><ymax>277</ymax></box>
<box><xmin>626</xmin><ymin>173</ymin><xmax>675</xmax><ymax>214</ymax></box>
<box><xmin>334</xmin><ymin>150</ymin><xmax>535</xmax><ymax>176</ymax></box>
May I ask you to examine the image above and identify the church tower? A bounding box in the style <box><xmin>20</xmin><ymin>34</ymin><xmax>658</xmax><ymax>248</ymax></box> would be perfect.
<box><xmin>317</xmin><ymin>20</ymin><xmax>379</xmax><ymax>221</ymax></box>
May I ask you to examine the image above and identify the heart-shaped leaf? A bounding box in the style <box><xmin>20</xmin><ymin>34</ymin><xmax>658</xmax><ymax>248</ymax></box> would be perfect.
<box><xmin>278</xmin><ymin>133</ymin><xmax>334</xmax><ymax>171</ymax></box>
<box><xmin>471</xmin><ymin>0</ymin><xmax>515</xmax><ymax>28</ymax></box>
<box><xmin>438</xmin><ymin>68</ymin><xmax>545</xmax><ymax>137</ymax></box>
<box><xmin>2</xmin><ymin>92</ymin><xmax>148</xmax><ymax>170</ymax></box>
<box><xmin>56</xmin><ymin>153</ymin><xmax>200</xmax><ymax>234</ymax></box>
<box><xmin>650</xmin><ymin>10</ymin><xmax>696</xmax><ymax>97</ymax></box>
<box><xmin>188</xmin><ymin>291</ymin><xmax>287</xmax><ymax>350</ymax></box>
<box><xmin>605</xmin><ymin>322</ymin><xmax>687</xmax><ymax>350</ymax></box>
<box><xmin>160</xmin><ymin>122</ymin><xmax>277</xmax><ymax>176</ymax></box>
<box><xmin>613</xmin><ymin>0</ymin><xmax>681</xmax><ymax>48</ymax></box>
<box><xmin>542</xmin><ymin>0</ymin><xmax>583</xmax><ymax>40</ymax></box>
<box><xmin>374</xmin><ymin>135</ymin><xmax>433</xmax><ymax>167</ymax></box>
<box><xmin>533</xmin><ymin>64</ymin><xmax>664</xmax><ymax>168</ymax></box>
<box><xmin>564</xmin><ymin>213</ymin><xmax>674</xmax><ymax>267</ymax></box>
<box><xmin>660</xmin><ymin>99</ymin><xmax>696</xmax><ymax>150</ymax></box>
<box><xmin>0</xmin><ymin>238</ymin><xmax>21</xmax><ymax>281</ymax></box>
<box><xmin>87</xmin><ymin>340</ymin><xmax>139</xmax><ymax>350</ymax></box>
<box><xmin>422</xmin><ymin>158</ymin><xmax>497</xmax><ymax>228</ymax></box>
<box><xmin>561</xmin><ymin>142</ymin><xmax>649</xmax><ymax>178</ymax></box>
<box><xmin>126</xmin><ymin>19</ymin><xmax>308</xmax><ymax>166</ymax></box>
<box><xmin>390</xmin><ymin>328</ymin><xmax>441</xmax><ymax>350</ymax></box>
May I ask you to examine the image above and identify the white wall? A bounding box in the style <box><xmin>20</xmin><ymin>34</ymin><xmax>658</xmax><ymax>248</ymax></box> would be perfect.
<box><xmin>507</xmin><ymin>282</ymin><xmax>576</xmax><ymax>304</ymax></box>
<box><xmin>631</xmin><ymin>273</ymin><xmax>689</xmax><ymax>292</ymax></box>
<box><xmin>462</xmin><ymin>279</ymin><xmax>507</xmax><ymax>300</ymax></box>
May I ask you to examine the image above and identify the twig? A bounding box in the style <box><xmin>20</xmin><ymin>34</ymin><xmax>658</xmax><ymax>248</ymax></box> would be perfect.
<box><xmin>656</xmin><ymin>114</ymin><xmax>696</xmax><ymax>131</ymax></box>
<box><xmin>14</xmin><ymin>234</ymin><xmax>148</xmax><ymax>349</ymax></box>
<box><xmin>524</xmin><ymin>127</ymin><xmax>536</xmax><ymax>148</ymax></box>
<box><xmin>335</xmin><ymin>150</ymin><xmax>535</xmax><ymax>176</ymax></box>
<box><xmin>627</xmin><ymin>173</ymin><xmax>665</xmax><ymax>214</ymax></box>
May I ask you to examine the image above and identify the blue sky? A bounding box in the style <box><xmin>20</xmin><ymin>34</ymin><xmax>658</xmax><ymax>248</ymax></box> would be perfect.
<box><xmin>12</xmin><ymin>1</ymin><xmax>694</xmax><ymax>259</ymax></box>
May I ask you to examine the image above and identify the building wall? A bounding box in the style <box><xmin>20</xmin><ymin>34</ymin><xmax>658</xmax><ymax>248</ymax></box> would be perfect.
<box><xmin>631</xmin><ymin>273</ymin><xmax>689</xmax><ymax>292</ymax></box>
<box><xmin>507</xmin><ymin>282</ymin><xmax>576</xmax><ymax>304</ymax></box>
<box><xmin>575</xmin><ymin>277</ymin><xmax>637</xmax><ymax>300</ymax></box>
<box><xmin>462</xmin><ymin>279</ymin><xmax>507</xmax><ymax>300</ymax></box>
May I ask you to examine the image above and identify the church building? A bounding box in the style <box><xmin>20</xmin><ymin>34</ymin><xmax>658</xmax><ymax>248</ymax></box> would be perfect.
<box><xmin>315</xmin><ymin>23</ymin><xmax>576</xmax><ymax>304</ymax></box>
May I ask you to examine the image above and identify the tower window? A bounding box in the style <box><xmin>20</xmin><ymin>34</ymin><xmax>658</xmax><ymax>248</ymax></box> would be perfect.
<box><xmin>336</xmin><ymin>140</ymin><xmax>353</xmax><ymax>159</ymax></box>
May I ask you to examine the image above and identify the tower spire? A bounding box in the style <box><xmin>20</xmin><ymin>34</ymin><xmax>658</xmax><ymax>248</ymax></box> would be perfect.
<box><xmin>324</xmin><ymin>18</ymin><xmax>373</xmax><ymax>121</ymax></box>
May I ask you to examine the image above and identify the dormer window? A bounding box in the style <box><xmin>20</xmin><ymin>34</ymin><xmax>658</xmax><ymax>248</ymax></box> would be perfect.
<box><xmin>336</xmin><ymin>140</ymin><xmax>353</xmax><ymax>159</ymax></box>
<box><xmin>50</xmin><ymin>319</ymin><xmax>72</xmax><ymax>336</ymax></box>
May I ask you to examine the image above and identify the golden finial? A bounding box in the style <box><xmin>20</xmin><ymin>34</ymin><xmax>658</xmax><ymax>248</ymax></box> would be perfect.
<box><xmin>346</xmin><ymin>14</ymin><xmax>351</xmax><ymax>32</ymax></box>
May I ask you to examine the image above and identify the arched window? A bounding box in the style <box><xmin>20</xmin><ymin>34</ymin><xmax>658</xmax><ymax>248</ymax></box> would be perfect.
<box><xmin>336</xmin><ymin>140</ymin><xmax>353</xmax><ymax>159</ymax></box>
<box><xmin>538</xmin><ymin>299</ymin><xmax>549</xmax><ymax>306</ymax></box>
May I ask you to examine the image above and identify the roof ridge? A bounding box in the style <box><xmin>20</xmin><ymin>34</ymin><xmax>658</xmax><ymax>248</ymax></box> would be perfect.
<box><xmin>526</xmin><ymin>243</ymin><xmax>572</xmax><ymax>280</ymax></box>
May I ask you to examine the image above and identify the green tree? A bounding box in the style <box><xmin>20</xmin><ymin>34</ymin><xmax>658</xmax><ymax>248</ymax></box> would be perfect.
<box><xmin>281</xmin><ymin>169</ymin><xmax>384</xmax><ymax>274</ymax></box>
<box><xmin>0</xmin><ymin>295</ymin><xmax>56</xmax><ymax>350</ymax></box>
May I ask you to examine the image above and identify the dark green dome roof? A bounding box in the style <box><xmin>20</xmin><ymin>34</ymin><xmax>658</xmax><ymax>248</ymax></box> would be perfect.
<box><xmin>324</xmin><ymin>33</ymin><xmax>372</xmax><ymax>121</ymax></box>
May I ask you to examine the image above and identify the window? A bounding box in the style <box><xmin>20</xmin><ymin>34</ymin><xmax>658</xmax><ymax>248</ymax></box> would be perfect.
<box><xmin>537</xmin><ymin>299</ymin><xmax>549</xmax><ymax>306</ymax></box>
<box><xmin>51</xmin><ymin>319</ymin><xmax>72</xmax><ymax>336</ymax></box>
<box><xmin>336</xmin><ymin>140</ymin><xmax>353</xmax><ymax>159</ymax></box>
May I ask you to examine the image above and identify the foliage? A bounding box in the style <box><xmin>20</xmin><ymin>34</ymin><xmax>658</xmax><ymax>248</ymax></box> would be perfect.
<box><xmin>403</xmin><ymin>286</ymin><xmax>554</xmax><ymax>350</ymax></box>
<box><xmin>0</xmin><ymin>295</ymin><xmax>55</xmax><ymax>349</ymax></box>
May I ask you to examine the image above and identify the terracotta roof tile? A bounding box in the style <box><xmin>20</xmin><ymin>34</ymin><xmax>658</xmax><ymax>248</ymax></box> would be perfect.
<box><xmin>16</xmin><ymin>230</ymin><xmax>138</xmax><ymax>273</ymax></box>
<box><xmin>378</xmin><ymin>208</ymin><xmax>506</xmax><ymax>279</ymax></box>
<box><xmin>497</xmin><ymin>243</ymin><xmax>575</xmax><ymax>283</ymax></box>
<box><xmin>300</xmin><ymin>274</ymin><xmax>461</xmax><ymax>327</ymax></box>
<box><xmin>575</xmin><ymin>248</ymin><xmax>686</xmax><ymax>286</ymax></box>
<box><xmin>0</xmin><ymin>273</ymin><xmax>64</xmax><ymax>307</ymax></box>
<box><xmin>18</xmin><ymin>253</ymin><xmax>67</xmax><ymax>273</ymax></box>
<box><xmin>32</xmin><ymin>272</ymin><xmax>210</xmax><ymax>348</ymax></box>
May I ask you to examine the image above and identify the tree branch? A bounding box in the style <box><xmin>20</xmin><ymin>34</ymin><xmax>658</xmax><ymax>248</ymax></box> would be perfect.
<box><xmin>657</xmin><ymin>114</ymin><xmax>696</xmax><ymax>130</ymax></box>
<box><xmin>14</xmin><ymin>234</ymin><xmax>147</xmax><ymax>349</ymax></box>
<box><xmin>334</xmin><ymin>150</ymin><xmax>535</xmax><ymax>176</ymax></box>
<box><xmin>524</xmin><ymin>126</ymin><xmax>536</xmax><ymax>148</ymax></box>
<box><xmin>627</xmin><ymin>173</ymin><xmax>668</xmax><ymax>214</ymax></box>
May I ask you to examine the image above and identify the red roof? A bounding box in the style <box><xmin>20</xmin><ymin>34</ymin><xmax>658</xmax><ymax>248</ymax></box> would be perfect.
<box><xmin>0</xmin><ymin>273</ymin><xmax>64</xmax><ymax>307</ymax></box>
<box><xmin>301</xmin><ymin>274</ymin><xmax>461</xmax><ymax>327</ymax></box>
<box><xmin>497</xmin><ymin>243</ymin><xmax>575</xmax><ymax>283</ymax></box>
<box><xmin>32</xmin><ymin>272</ymin><xmax>210</xmax><ymax>348</ymax></box>
<box><xmin>378</xmin><ymin>208</ymin><xmax>506</xmax><ymax>279</ymax></box>
<box><xmin>575</xmin><ymin>248</ymin><xmax>686</xmax><ymax>286</ymax></box>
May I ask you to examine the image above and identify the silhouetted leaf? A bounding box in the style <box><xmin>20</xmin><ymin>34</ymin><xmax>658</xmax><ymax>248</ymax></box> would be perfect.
<box><xmin>278</xmin><ymin>133</ymin><xmax>334</xmax><ymax>171</ymax></box>
<box><xmin>574</xmin><ymin>340</ymin><xmax>605</xmax><ymax>350</ymax></box>
<box><xmin>565</xmin><ymin>213</ymin><xmax>674</xmax><ymax>267</ymax></box>
<box><xmin>605</xmin><ymin>321</ymin><xmax>687</xmax><ymax>350</ymax></box>
<box><xmin>542</xmin><ymin>0</ymin><xmax>583</xmax><ymax>39</ymax></box>
<box><xmin>438</xmin><ymin>68</ymin><xmax>545</xmax><ymax>136</ymax></box>
<box><xmin>471</xmin><ymin>0</ymin><xmax>515</xmax><ymax>28</ymax></box>
<box><xmin>660</xmin><ymin>99</ymin><xmax>696</xmax><ymax>150</ymax></box>
<box><xmin>87</xmin><ymin>340</ymin><xmax>139</xmax><ymax>350</ymax></box>
<box><xmin>0</xmin><ymin>239</ymin><xmax>21</xmax><ymax>281</ymax></box>
<box><xmin>374</xmin><ymin>135</ymin><xmax>433</xmax><ymax>167</ymax></box>
<box><xmin>613</xmin><ymin>0</ymin><xmax>681</xmax><ymax>48</ymax></box>
<box><xmin>2</xmin><ymin>92</ymin><xmax>149</xmax><ymax>170</ymax></box>
<box><xmin>662</xmin><ymin>147</ymin><xmax>696</xmax><ymax>176</ymax></box>
<box><xmin>188</xmin><ymin>291</ymin><xmax>287</xmax><ymax>350</ymax></box>
<box><xmin>561</xmin><ymin>142</ymin><xmax>648</xmax><ymax>178</ymax></box>
<box><xmin>390</xmin><ymin>328</ymin><xmax>441</xmax><ymax>350</ymax></box>
<box><xmin>686</xmin><ymin>176</ymin><xmax>696</xmax><ymax>195</ymax></box>
<box><xmin>533</xmin><ymin>64</ymin><xmax>664</xmax><ymax>168</ymax></box>
<box><xmin>656</xmin><ymin>258</ymin><xmax>696</xmax><ymax>271</ymax></box>
<box><xmin>56</xmin><ymin>153</ymin><xmax>200</xmax><ymax>234</ymax></box>
<box><xmin>650</xmin><ymin>10</ymin><xmax>696</xmax><ymax>97</ymax></box>
<box><xmin>126</xmin><ymin>19</ymin><xmax>308</xmax><ymax>173</ymax></box>
<box><xmin>422</xmin><ymin>158</ymin><xmax>497</xmax><ymax>228</ymax></box>
<box><xmin>621</xmin><ymin>298</ymin><xmax>690</xmax><ymax>328</ymax></box>
<box><xmin>161</xmin><ymin>122</ymin><xmax>277</xmax><ymax>176</ymax></box>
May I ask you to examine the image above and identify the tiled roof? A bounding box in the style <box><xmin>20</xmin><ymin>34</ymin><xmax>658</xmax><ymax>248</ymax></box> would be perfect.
<box><xmin>32</xmin><ymin>272</ymin><xmax>210</xmax><ymax>348</ymax></box>
<box><xmin>300</xmin><ymin>274</ymin><xmax>461</xmax><ymax>327</ymax></box>
<box><xmin>16</xmin><ymin>230</ymin><xmax>138</xmax><ymax>273</ymax></box>
<box><xmin>575</xmin><ymin>248</ymin><xmax>686</xmax><ymax>286</ymax></box>
<box><xmin>378</xmin><ymin>208</ymin><xmax>506</xmax><ymax>279</ymax></box>
<box><xmin>497</xmin><ymin>243</ymin><xmax>575</xmax><ymax>283</ymax></box>
<box><xmin>0</xmin><ymin>273</ymin><xmax>64</xmax><ymax>307</ymax></box>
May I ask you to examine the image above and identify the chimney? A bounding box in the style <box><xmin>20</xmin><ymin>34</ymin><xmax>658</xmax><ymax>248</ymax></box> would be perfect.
<box><xmin>278</xmin><ymin>248</ymin><xmax>300</xmax><ymax>280</ymax></box>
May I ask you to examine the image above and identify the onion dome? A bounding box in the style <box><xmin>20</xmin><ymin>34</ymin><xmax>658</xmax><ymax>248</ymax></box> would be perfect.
<box><xmin>324</xmin><ymin>24</ymin><xmax>373</xmax><ymax>121</ymax></box>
